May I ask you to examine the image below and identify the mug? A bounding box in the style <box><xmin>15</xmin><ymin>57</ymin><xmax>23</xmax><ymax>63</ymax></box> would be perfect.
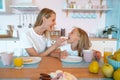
<box><xmin>83</xmin><ymin>49</ymin><xmax>93</xmax><ymax>62</ymax></box>
<box><xmin>0</xmin><ymin>52</ymin><xmax>13</xmax><ymax>66</ymax></box>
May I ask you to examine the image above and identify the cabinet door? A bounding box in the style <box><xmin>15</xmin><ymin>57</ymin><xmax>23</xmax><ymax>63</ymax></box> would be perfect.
<box><xmin>91</xmin><ymin>40</ymin><xmax>117</xmax><ymax>56</ymax></box>
<box><xmin>103</xmin><ymin>41</ymin><xmax>117</xmax><ymax>52</ymax></box>
<box><xmin>91</xmin><ymin>41</ymin><xmax>104</xmax><ymax>55</ymax></box>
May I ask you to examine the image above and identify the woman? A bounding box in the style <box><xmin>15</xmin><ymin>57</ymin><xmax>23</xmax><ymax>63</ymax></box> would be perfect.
<box><xmin>21</xmin><ymin>8</ymin><xmax>65</xmax><ymax>57</ymax></box>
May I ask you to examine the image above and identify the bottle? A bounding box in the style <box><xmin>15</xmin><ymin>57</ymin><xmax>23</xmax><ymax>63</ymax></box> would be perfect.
<box><xmin>61</xmin><ymin>28</ymin><xmax>65</xmax><ymax>36</ymax></box>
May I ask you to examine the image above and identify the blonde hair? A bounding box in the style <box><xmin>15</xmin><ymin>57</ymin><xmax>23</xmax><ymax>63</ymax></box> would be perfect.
<box><xmin>33</xmin><ymin>8</ymin><xmax>56</xmax><ymax>38</ymax></box>
<box><xmin>34</xmin><ymin>8</ymin><xmax>56</xmax><ymax>27</ymax></box>
<box><xmin>76</xmin><ymin>27</ymin><xmax>91</xmax><ymax>56</ymax></box>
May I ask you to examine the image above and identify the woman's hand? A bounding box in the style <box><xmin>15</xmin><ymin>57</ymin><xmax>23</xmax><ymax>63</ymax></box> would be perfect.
<box><xmin>60</xmin><ymin>50</ymin><xmax>68</xmax><ymax>59</ymax></box>
<box><xmin>55</xmin><ymin>37</ymin><xmax>67</xmax><ymax>47</ymax></box>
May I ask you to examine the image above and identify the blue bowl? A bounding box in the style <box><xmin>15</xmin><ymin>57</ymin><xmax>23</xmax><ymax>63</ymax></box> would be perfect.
<box><xmin>107</xmin><ymin>55</ymin><xmax>120</xmax><ymax>70</ymax></box>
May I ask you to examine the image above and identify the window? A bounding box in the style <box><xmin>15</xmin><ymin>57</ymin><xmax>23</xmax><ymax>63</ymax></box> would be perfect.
<box><xmin>0</xmin><ymin>0</ymin><xmax>5</xmax><ymax>12</ymax></box>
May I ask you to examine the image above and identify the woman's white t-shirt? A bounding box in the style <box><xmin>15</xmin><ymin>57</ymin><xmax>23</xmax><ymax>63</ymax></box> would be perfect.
<box><xmin>21</xmin><ymin>28</ymin><xmax>47</xmax><ymax>56</ymax></box>
<box><xmin>60</xmin><ymin>44</ymin><xmax>78</xmax><ymax>56</ymax></box>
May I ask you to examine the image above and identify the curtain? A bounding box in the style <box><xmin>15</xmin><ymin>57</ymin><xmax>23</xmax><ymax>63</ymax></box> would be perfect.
<box><xmin>106</xmin><ymin>0</ymin><xmax>120</xmax><ymax>49</ymax></box>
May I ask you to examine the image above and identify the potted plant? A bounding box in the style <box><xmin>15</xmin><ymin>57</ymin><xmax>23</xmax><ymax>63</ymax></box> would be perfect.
<box><xmin>103</xmin><ymin>25</ymin><xmax>118</xmax><ymax>39</ymax></box>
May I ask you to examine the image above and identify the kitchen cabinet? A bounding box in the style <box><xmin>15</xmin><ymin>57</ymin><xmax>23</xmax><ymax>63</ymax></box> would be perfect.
<box><xmin>0</xmin><ymin>29</ymin><xmax>20</xmax><ymax>56</ymax></box>
<box><xmin>90</xmin><ymin>38</ymin><xmax>117</xmax><ymax>56</ymax></box>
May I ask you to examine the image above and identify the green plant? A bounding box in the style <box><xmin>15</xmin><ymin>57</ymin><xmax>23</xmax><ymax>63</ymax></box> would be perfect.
<box><xmin>103</xmin><ymin>25</ymin><xmax>118</xmax><ymax>35</ymax></box>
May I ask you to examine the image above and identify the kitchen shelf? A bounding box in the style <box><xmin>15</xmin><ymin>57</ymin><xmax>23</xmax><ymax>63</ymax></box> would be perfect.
<box><xmin>0</xmin><ymin>37</ymin><xmax>19</xmax><ymax>41</ymax></box>
<box><xmin>10</xmin><ymin>3</ymin><xmax>39</xmax><ymax>12</ymax></box>
<box><xmin>62</xmin><ymin>8</ymin><xmax>112</xmax><ymax>12</ymax></box>
<box><xmin>0</xmin><ymin>30</ymin><xmax>19</xmax><ymax>41</ymax></box>
<box><xmin>62</xmin><ymin>8</ymin><xmax>112</xmax><ymax>17</ymax></box>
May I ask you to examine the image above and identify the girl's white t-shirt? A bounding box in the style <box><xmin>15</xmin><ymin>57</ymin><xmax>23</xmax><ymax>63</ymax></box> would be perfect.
<box><xmin>60</xmin><ymin>44</ymin><xmax>78</xmax><ymax>56</ymax></box>
<box><xmin>21</xmin><ymin>28</ymin><xmax>47</xmax><ymax>56</ymax></box>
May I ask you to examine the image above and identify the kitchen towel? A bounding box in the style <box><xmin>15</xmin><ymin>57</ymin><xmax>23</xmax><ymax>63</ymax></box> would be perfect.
<box><xmin>62</xmin><ymin>59</ymin><xmax>104</xmax><ymax>68</ymax></box>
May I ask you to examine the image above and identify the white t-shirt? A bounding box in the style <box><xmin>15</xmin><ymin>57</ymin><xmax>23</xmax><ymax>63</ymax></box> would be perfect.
<box><xmin>21</xmin><ymin>28</ymin><xmax>48</xmax><ymax>56</ymax></box>
<box><xmin>60</xmin><ymin>44</ymin><xmax>78</xmax><ymax>56</ymax></box>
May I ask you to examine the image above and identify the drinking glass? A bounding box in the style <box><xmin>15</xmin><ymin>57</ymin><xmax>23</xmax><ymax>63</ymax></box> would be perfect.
<box><xmin>13</xmin><ymin>57</ymin><xmax>23</xmax><ymax>69</ymax></box>
<box><xmin>104</xmin><ymin>47</ymin><xmax>113</xmax><ymax>63</ymax></box>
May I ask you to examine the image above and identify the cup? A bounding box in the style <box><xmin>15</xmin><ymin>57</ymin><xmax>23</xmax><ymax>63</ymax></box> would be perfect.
<box><xmin>13</xmin><ymin>57</ymin><xmax>23</xmax><ymax>69</ymax></box>
<box><xmin>0</xmin><ymin>52</ymin><xmax>13</xmax><ymax>66</ymax></box>
<box><xmin>83</xmin><ymin>49</ymin><xmax>93</xmax><ymax>62</ymax></box>
<box><xmin>104</xmin><ymin>47</ymin><xmax>113</xmax><ymax>63</ymax></box>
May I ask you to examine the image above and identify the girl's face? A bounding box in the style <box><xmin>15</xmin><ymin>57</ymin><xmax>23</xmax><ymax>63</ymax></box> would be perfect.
<box><xmin>67</xmin><ymin>29</ymin><xmax>80</xmax><ymax>43</ymax></box>
<box><xmin>43</xmin><ymin>14</ymin><xmax>56</xmax><ymax>31</ymax></box>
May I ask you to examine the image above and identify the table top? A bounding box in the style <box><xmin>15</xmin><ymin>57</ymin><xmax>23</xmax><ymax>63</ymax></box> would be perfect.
<box><xmin>0</xmin><ymin>56</ymin><xmax>104</xmax><ymax>80</ymax></box>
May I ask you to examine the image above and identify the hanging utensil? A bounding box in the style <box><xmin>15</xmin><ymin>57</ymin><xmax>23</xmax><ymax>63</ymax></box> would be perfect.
<box><xmin>22</xmin><ymin>14</ymin><xmax>25</xmax><ymax>27</ymax></box>
<box><xmin>28</xmin><ymin>14</ymin><xmax>32</xmax><ymax>28</ymax></box>
<box><xmin>17</xmin><ymin>14</ymin><xmax>22</xmax><ymax>28</ymax></box>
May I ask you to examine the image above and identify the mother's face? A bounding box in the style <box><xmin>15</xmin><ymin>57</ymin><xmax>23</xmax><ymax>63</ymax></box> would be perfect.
<box><xmin>43</xmin><ymin>13</ymin><xmax>56</xmax><ymax>31</ymax></box>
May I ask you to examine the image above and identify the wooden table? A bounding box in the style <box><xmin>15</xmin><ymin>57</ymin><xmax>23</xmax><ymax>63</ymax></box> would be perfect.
<box><xmin>0</xmin><ymin>57</ymin><xmax>104</xmax><ymax>80</ymax></box>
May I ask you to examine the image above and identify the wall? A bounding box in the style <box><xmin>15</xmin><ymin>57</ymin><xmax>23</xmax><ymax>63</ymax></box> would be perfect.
<box><xmin>106</xmin><ymin>0</ymin><xmax>120</xmax><ymax>49</ymax></box>
<box><xmin>0</xmin><ymin>0</ymin><xmax>107</xmax><ymax>36</ymax></box>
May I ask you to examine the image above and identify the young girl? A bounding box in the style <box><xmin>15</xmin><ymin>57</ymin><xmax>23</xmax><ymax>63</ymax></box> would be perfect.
<box><xmin>51</xmin><ymin>27</ymin><xmax>101</xmax><ymax>60</ymax></box>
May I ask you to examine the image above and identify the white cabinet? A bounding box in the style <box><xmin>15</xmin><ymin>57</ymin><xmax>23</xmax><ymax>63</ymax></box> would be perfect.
<box><xmin>90</xmin><ymin>39</ymin><xmax>117</xmax><ymax>56</ymax></box>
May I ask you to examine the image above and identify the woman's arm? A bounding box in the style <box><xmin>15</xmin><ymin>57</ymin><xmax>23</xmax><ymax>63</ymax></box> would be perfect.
<box><xmin>26</xmin><ymin>48</ymin><xmax>39</xmax><ymax>56</ymax></box>
<box><xmin>26</xmin><ymin>37</ymin><xmax>66</xmax><ymax>57</ymax></box>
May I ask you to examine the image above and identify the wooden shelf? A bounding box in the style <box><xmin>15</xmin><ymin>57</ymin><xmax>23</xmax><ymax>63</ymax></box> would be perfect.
<box><xmin>62</xmin><ymin>8</ymin><xmax>112</xmax><ymax>17</ymax></box>
<box><xmin>62</xmin><ymin>8</ymin><xmax>112</xmax><ymax>12</ymax></box>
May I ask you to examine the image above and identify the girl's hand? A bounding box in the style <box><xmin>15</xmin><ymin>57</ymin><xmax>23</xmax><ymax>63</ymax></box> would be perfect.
<box><xmin>60</xmin><ymin>50</ymin><xmax>68</xmax><ymax>59</ymax></box>
<box><xmin>93</xmin><ymin>50</ymin><xmax>102</xmax><ymax>61</ymax></box>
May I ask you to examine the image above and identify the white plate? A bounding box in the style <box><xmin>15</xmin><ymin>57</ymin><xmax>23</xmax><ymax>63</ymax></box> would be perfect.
<box><xmin>22</xmin><ymin>57</ymin><xmax>42</xmax><ymax>64</ymax></box>
<box><xmin>61</xmin><ymin>56</ymin><xmax>83</xmax><ymax>63</ymax></box>
<box><xmin>63</xmin><ymin>72</ymin><xmax>77</xmax><ymax>80</ymax></box>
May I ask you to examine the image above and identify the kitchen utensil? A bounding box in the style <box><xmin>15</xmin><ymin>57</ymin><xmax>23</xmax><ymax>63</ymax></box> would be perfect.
<box><xmin>28</xmin><ymin>14</ymin><xmax>32</xmax><ymax>28</ymax></box>
<box><xmin>17</xmin><ymin>14</ymin><xmax>22</xmax><ymax>28</ymax></box>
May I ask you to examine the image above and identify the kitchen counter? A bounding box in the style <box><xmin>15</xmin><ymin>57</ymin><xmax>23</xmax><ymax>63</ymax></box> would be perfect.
<box><xmin>89</xmin><ymin>37</ymin><xmax>117</xmax><ymax>41</ymax></box>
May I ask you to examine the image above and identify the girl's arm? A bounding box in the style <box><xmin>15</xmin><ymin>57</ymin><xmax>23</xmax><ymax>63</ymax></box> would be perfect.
<box><xmin>49</xmin><ymin>48</ymin><xmax>68</xmax><ymax>59</ymax></box>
